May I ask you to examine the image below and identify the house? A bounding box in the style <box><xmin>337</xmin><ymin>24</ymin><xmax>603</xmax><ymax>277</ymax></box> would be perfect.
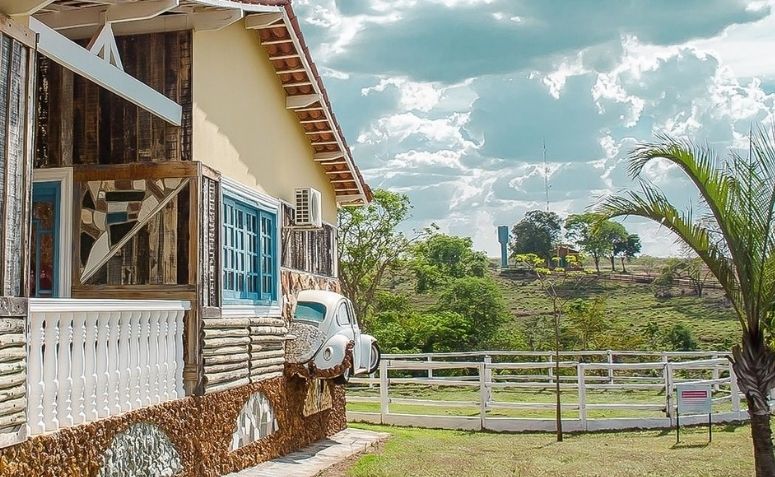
<box><xmin>0</xmin><ymin>1</ymin><xmax>370</xmax><ymax>475</ymax></box>
<box><xmin>554</xmin><ymin>244</ymin><xmax>581</xmax><ymax>269</ymax></box>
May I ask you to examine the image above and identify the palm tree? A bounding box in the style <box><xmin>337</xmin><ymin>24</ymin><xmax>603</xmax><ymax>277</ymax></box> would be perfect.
<box><xmin>596</xmin><ymin>130</ymin><xmax>775</xmax><ymax>477</ymax></box>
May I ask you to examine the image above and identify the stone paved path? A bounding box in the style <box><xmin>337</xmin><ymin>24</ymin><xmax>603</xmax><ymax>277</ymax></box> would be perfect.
<box><xmin>225</xmin><ymin>428</ymin><xmax>389</xmax><ymax>477</ymax></box>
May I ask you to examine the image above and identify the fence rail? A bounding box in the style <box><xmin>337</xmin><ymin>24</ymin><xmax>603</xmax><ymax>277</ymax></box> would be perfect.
<box><xmin>346</xmin><ymin>351</ymin><xmax>748</xmax><ymax>433</ymax></box>
<box><xmin>27</xmin><ymin>299</ymin><xmax>188</xmax><ymax>435</ymax></box>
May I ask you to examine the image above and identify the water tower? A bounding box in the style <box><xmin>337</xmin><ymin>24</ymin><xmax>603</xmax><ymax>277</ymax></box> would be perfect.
<box><xmin>497</xmin><ymin>226</ymin><xmax>509</xmax><ymax>269</ymax></box>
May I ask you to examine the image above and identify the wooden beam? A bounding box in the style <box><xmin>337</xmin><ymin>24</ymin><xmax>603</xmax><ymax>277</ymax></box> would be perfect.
<box><xmin>261</xmin><ymin>38</ymin><xmax>293</xmax><ymax>45</ymax></box>
<box><xmin>35</xmin><ymin>0</ymin><xmax>180</xmax><ymax>31</ymax></box>
<box><xmin>283</xmin><ymin>81</ymin><xmax>312</xmax><ymax>88</ymax></box>
<box><xmin>335</xmin><ymin>194</ymin><xmax>366</xmax><ymax>204</ymax></box>
<box><xmin>244</xmin><ymin>12</ymin><xmax>284</xmax><ymax>29</ymax></box>
<box><xmin>286</xmin><ymin>94</ymin><xmax>320</xmax><ymax>110</ymax></box>
<box><xmin>2</xmin><ymin>0</ymin><xmax>54</xmax><ymax>16</ymax></box>
<box><xmin>305</xmin><ymin>129</ymin><xmax>334</xmax><ymax>135</ymax></box>
<box><xmin>31</xmin><ymin>18</ymin><xmax>183</xmax><ymax>126</ymax></box>
<box><xmin>268</xmin><ymin>54</ymin><xmax>299</xmax><ymax>60</ymax></box>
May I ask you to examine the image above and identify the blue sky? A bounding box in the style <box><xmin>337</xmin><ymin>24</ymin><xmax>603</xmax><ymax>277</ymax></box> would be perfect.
<box><xmin>295</xmin><ymin>0</ymin><xmax>775</xmax><ymax>257</ymax></box>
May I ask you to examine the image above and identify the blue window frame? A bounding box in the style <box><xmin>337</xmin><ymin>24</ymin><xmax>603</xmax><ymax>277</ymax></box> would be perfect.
<box><xmin>222</xmin><ymin>195</ymin><xmax>277</xmax><ymax>304</ymax></box>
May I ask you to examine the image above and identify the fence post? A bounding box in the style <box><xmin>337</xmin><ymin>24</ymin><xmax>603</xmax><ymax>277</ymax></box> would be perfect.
<box><xmin>729</xmin><ymin>361</ymin><xmax>741</xmax><ymax>413</ymax></box>
<box><xmin>484</xmin><ymin>355</ymin><xmax>493</xmax><ymax>407</ymax></box>
<box><xmin>427</xmin><ymin>355</ymin><xmax>433</xmax><ymax>379</ymax></box>
<box><xmin>479</xmin><ymin>363</ymin><xmax>487</xmax><ymax>431</ymax></box>
<box><xmin>663</xmin><ymin>359</ymin><xmax>674</xmax><ymax>422</ymax></box>
<box><xmin>379</xmin><ymin>359</ymin><xmax>389</xmax><ymax>423</ymax></box>
<box><xmin>607</xmin><ymin>350</ymin><xmax>614</xmax><ymax>385</ymax></box>
<box><xmin>547</xmin><ymin>354</ymin><xmax>554</xmax><ymax>384</ymax></box>
<box><xmin>577</xmin><ymin>363</ymin><xmax>587</xmax><ymax>431</ymax></box>
<box><xmin>711</xmin><ymin>352</ymin><xmax>720</xmax><ymax>392</ymax></box>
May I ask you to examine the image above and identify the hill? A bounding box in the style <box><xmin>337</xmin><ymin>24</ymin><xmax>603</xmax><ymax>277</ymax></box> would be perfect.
<box><xmin>381</xmin><ymin>264</ymin><xmax>739</xmax><ymax>351</ymax></box>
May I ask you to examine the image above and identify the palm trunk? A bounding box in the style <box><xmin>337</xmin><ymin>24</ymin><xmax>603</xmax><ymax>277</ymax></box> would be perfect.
<box><xmin>620</xmin><ymin>257</ymin><xmax>627</xmax><ymax>273</ymax></box>
<box><xmin>748</xmin><ymin>399</ymin><xmax>775</xmax><ymax>477</ymax></box>
<box><xmin>733</xmin><ymin>336</ymin><xmax>775</xmax><ymax>477</ymax></box>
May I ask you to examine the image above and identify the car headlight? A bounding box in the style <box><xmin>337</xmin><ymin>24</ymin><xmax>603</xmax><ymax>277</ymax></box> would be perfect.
<box><xmin>323</xmin><ymin>347</ymin><xmax>332</xmax><ymax>360</ymax></box>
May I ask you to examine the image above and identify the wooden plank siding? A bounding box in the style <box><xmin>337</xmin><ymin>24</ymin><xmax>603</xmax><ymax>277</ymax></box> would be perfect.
<box><xmin>281</xmin><ymin>203</ymin><xmax>337</xmax><ymax>278</ymax></box>
<box><xmin>0</xmin><ymin>16</ymin><xmax>36</xmax><ymax>449</ymax></box>
<box><xmin>35</xmin><ymin>31</ymin><xmax>192</xmax><ymax>168</ymax></box>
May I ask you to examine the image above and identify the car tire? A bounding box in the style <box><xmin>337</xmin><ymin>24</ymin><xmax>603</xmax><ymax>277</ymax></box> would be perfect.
<box><xmin>333</xmin><ymin>366</ymin><xmax>351</xmax><ymax>385</ymax></box>
<box><xmin>367</xmin><ymin>342</ymin><xmax>381</xmax><ymax>375</ymax></box>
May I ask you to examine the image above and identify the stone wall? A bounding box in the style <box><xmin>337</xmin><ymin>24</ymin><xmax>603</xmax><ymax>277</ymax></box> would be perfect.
<box><xmin>281</xmin><ymin>269</ymin><xmax>340</xmax><ymax>321</ymax></box>
<box><xmin>0</xmin><ymin>376</ymin><xmax>346</xmax><ymax>477</ymax></box>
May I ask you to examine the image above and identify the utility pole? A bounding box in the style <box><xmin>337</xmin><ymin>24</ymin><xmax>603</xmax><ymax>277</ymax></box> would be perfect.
<box><xmin>543</xmin><ymin>139</ymin><xmax>550</xmax><ymax>213</ymax></box>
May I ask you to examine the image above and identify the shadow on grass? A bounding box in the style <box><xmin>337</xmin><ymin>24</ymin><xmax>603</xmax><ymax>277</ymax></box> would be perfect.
<box><xmin>671</xmin><ymin>442</ymin><xmax>710</xmax><ymax>450</ymax></box>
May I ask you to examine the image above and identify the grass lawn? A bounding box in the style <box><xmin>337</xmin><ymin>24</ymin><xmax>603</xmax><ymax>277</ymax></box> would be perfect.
<box><xmin>322</xmin><ymin>422</ymin><xmax>755</xmax><ymax>477</ymax></box>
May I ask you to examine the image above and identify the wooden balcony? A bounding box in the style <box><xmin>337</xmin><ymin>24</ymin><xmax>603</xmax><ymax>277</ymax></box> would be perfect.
<box><xmin>27</xmin><ymin>298</ymin><xmax>189</xmax><ymax>435</ymax></box>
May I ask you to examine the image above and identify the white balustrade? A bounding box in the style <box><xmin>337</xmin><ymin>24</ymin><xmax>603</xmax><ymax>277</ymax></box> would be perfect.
<box><xmin>27</xmin><ymin>299</ymin><xmax>189</xmax><ymax>435</ymax></box>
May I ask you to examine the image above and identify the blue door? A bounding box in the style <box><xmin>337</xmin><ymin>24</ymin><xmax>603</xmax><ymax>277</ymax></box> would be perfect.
<box><xmin>31</xmin><ymin>181</ymin><xmax>60</xmax><ymax>298</ymax></box>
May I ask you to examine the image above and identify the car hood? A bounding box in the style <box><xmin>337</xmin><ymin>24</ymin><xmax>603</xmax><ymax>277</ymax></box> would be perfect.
<box><xmin>286</xmin><ymin>321</ymin><xmax>327</xmax><ymax>364</ymax></box>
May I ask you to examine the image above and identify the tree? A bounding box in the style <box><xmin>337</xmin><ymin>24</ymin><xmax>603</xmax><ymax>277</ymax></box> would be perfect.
<box><xmin>565</xmin><ymin>214</ymin><xmax>627</xmax><ymax>272</ymax></box>
<box><xmin>510</xmin><ymin>210</ymin><xmax>562</xmax><ymax>261</ymax></box>
<box><xmin>613</xmin><ymin>234</ymin><xmax>641</xmax><ymax>273</ymax></box>
<box><xmin>596</xmin><ymin>130</ymin><xmax>775</xmax><ymax>475</ymax></box>
<box><xmin>565</xmin><ymin>298</ymin><xmax>609</xmax><ymax>349</ymax></box>
<box><xmin>663</xmin><ymin>323</ymin><xmax>698</xmax><ymax>351</ymax></box>
<box><xmin>338</xmin><ymin>189</ymin><xmax>424</xmax><ymax>322</ymax></box>
<box><xmin>672</xmin><ymin>246</ymin><xmax>714</xmax><ymax>297</ymax></box>
<box><xmin>514</xmin><ymin>253</ymin><xmax>591</xmax><ymax>442</ymax></box>
<box><xmin>437</xmin><ymin>277</ymin><xmax>509</xmax><ymax>348</ymax></box>
<box><xmin>411</xmin><ymin>233</ymin><xmax>489</xmax><ymax>293</ymax></box>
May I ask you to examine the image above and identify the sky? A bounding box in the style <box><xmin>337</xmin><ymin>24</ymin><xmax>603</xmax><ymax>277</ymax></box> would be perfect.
<box><xmin>294</xmin><ymin>0</ymin><xmax>775</xmax><ymax>257</ymax></box>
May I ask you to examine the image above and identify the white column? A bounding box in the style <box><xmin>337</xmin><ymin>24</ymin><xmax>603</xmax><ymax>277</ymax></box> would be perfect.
<box><xmin>148</xmin><ymin>310</ymin><xmax>161</xmax><ymax>405</ymax></box>
<box><xmin>173</xmin><ymin>309</ymin><xmax>184</xmax><ymax>398</ymax></box>
<box><xmin>83</xmin><ymin>311</ymin><xmax>99</xmax><ymax>422</ymax></box>
<box><xmin>129</xmin><ymin>310</ymin><xmax>142</xmax><ymax>409</ymax></box>
<box><xmin>27</xmin><ymin>310</ymin><xmax>46</xmax><ymax>434</ymax></box>
<box><xmin>117</xmin><ymin>310</ymin><xmax>132</xmax><ymax>412</ymax></box>
<box><xmin>70</xmin><ymin>312</ymin><xmax>87</xmax><ymax>425</ymax></box>
<box><xmin>95</xmin><ymin>312</ymin><xmax>111</xmax><ymax>418</ymax></box>
<box><xmin>56</xmin><ymin>312</ymin><xmax>74</xmax><ymax>428</ymax></box>
<box><xmin>42</xmin><ymin>312</ymin><xmax>60</xmax><ymax>431</ymax></box>
<box><xmin>107</xmin><ymin>311</ymin><xmax>121</xmax><ymax>415</ymax></box>
<box><xmin>159</xmin><ymin>310</ymin><xmax>171</xmax><ymax>401</ymax></box>
<box><xmin>140</xmin><ymin>310</ymin><xmax>152</xmax><ymax>406</ymax></box>
<box><xmin>711</xmin><ymin>353</ymin><xmax>720</xmax><ymax>392</ymax></box>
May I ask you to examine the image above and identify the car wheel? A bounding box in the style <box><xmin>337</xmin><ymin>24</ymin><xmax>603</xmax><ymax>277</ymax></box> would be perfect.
<box><xmin>333</xmin><ymin>366</ymin><xmax>351</xmax><ymax>385</ymax></box>
<box><xmin>367</xmin><ymin>342</ymin><xmax>381</xmax><ymax>374</ymax></box>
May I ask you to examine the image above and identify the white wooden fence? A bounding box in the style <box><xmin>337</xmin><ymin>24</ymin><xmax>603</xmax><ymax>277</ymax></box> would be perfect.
<box><xmin>27</xmin><ymin>299</ymin><xmax>189</xmax><ymax>435</ymax></box>
<box><xmin>347</xmin><ymin>351</ymin><xmax>749</xmax><ymax>433</ymax></box>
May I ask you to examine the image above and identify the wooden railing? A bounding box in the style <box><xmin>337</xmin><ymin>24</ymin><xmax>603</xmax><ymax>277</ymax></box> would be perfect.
<box><xmin>347</xmin><ymin>351</ymin><xmax>747</xmax><ymax>433</ymax></box>
<box><xmin>27</xmin><ymin>299</ymin><xmax>189</xmax><ymax>435</ymax></box>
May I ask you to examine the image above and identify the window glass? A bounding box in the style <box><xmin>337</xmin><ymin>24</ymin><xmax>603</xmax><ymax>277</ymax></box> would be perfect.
<box><xmin>336</xmin><ymin>303</ymin><xmax>351</xmax><ymax>326</ymax></box>
<box><xmin>294</xmin><ymin>301</ymin><xmax>327</xmax><ymax>323</ymax></box>
<box><xmin>222</xmin><ymin>195</ymin><xmax>277</xmax><ymax>304</ymax></box>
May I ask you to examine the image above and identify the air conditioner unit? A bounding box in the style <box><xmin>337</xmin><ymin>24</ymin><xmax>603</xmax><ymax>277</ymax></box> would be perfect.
<box><xmin>294</xmin><ymin>188</ymin><xmax>323</xmax><ymax>228</ymax></box>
